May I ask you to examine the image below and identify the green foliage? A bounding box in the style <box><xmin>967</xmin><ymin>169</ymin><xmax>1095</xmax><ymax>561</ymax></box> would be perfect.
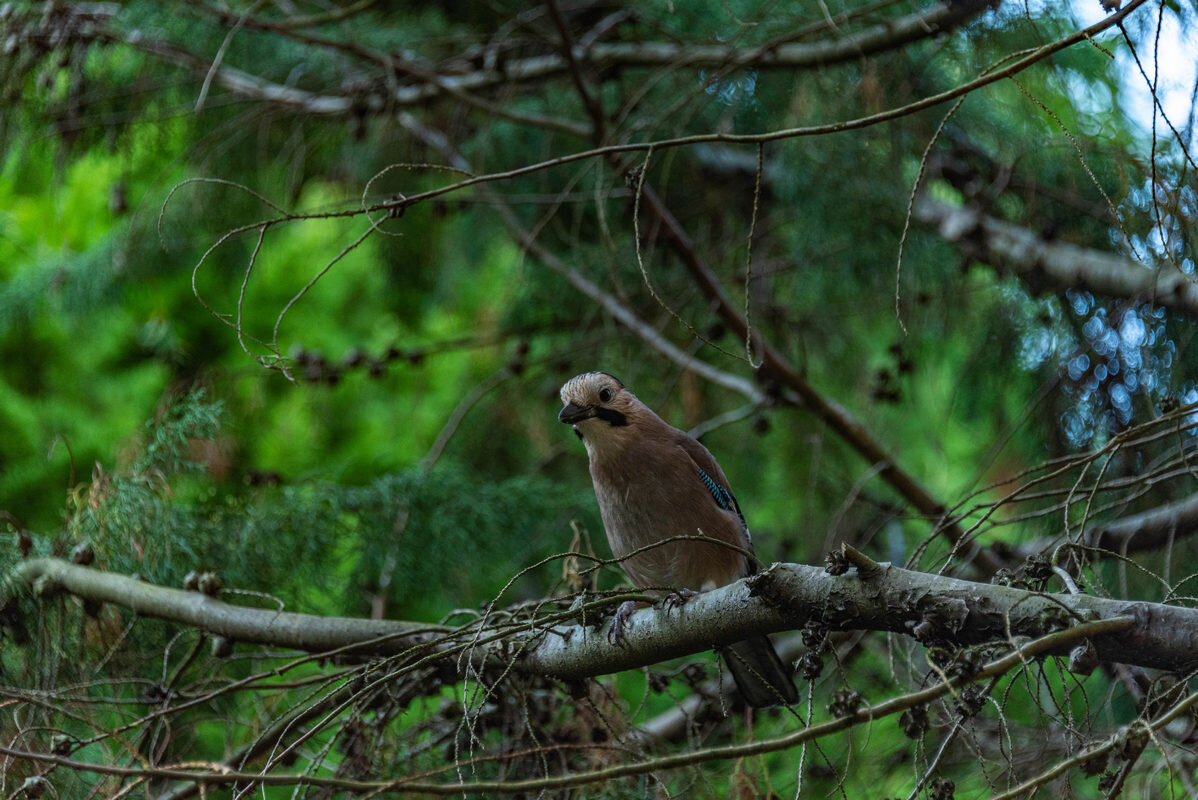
<box><xmin>2</xmin><ymin>389</ymin><xmax>576</xmax><ymax>619</ymax></box>
<box><xmin>1</xmin><ymin>0</ymin><xmax>1195</xmax><ymax>795</ymax></box>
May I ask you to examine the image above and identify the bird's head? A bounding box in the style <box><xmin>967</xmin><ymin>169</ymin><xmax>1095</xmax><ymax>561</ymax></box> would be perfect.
<box><xmin>558</xmin><ymin>372</ymin><xmax>637</xmax><ymax>449</ymax></box>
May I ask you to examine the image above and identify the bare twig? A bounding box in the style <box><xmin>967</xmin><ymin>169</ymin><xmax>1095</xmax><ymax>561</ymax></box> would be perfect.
<box><xmin>0</xmin><ymin>617</ymin><xmax>1141</xmax><ymax>795</ymax></box>
<box><xmin>984</xmin><ymin>690</ymin><xmax>1198</xmax><ymax>800</ymax></box>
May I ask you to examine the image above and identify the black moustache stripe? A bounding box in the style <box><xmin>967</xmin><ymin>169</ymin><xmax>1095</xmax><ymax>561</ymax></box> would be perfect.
<box><xmin>594</xmin><ymin>407</ymin><xmax>628</xmax><ymax>426</ymax></box>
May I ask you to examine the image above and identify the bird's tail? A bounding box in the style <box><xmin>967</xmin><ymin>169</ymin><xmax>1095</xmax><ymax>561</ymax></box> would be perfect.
<box><xmin>724</xmin><ymin>635</ymin><xmax>798</xmax><ymax>708</ymax></box>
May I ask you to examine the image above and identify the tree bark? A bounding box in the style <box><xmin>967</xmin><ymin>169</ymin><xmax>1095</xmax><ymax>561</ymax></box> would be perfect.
<box><xmin>95</xmin><ymin>0</ymin><xmax>995</xmax><ymax>115</ymax></box>
<box><xmin>917</xmin><ymin>197</ymin><xmax>1198</xmax><ymax>317</ymax></box>
<box><xmin>10</xmin><ymin>556</ymin><xmax>1198</xmax><ymax>680</ymax></box>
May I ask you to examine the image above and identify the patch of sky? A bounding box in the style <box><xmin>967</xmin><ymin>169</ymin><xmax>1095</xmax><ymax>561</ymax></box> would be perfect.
<box><xmin>1068</xmin><ymin>0</ymin><xmax>1198</xmax><ymax>151</ymax></box>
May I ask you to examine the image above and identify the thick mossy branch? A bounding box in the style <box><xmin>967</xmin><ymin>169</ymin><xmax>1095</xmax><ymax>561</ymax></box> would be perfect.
<box><xmin>9</xmin><ymin>557</ymin><xmax>1198</xmax><ymax>678</ymax></box>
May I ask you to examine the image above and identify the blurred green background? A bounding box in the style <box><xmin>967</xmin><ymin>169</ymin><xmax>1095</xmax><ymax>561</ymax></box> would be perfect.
<box><xmin>1</xmin><ymin>0</ymin><xmax>1196</xmax><ymax>794</ymax></box>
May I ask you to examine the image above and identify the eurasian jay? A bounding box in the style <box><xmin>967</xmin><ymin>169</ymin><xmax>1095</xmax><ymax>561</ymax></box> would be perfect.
<box><xmin>559</xmin><ymin>371</ymin><xmax>798</xmax><ymax>707</ymax></box>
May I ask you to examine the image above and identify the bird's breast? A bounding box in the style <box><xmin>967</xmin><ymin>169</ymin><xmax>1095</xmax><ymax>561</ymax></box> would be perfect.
<box><xmin>589</xmin><ymin>452</ymin><xmax>747</xmax><ymax>591</ymax></box>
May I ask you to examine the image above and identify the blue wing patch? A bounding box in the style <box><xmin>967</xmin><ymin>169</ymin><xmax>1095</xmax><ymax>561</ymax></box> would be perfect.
<box><xmin>698</xmin><ymin>467</ymin><xmax>735</xmax><ymax>512</ymax></box>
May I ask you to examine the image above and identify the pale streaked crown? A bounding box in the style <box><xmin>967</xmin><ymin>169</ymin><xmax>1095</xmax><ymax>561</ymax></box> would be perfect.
<box><xmin>559</xmin><ymin>371</ymin><xmax>625</xmax><ymax>407</ymax></box>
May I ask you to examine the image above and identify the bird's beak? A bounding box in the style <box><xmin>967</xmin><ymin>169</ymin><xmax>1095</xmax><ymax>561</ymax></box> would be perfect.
<box><xmin>558</xmin><ymin>401</ymin><xmax>594</xmax><ymax>425</ymax></box>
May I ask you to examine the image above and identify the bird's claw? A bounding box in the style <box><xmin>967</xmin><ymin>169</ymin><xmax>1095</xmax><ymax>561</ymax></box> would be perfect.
<box><xmin>608</xmin><ymin>600</ymin><xmax>640</xmax><ymax>646</ymax></box>
<box><xmin>663</xmin><ymin>588</ymin><xmax>699</xmax><ymax>614</ymax></box>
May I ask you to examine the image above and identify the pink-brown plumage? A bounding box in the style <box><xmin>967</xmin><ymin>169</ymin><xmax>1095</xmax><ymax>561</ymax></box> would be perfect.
<box><xmin>559</xmin><ymin>371</ymin><xmax>797</xmax><ymax>707</ymax></box>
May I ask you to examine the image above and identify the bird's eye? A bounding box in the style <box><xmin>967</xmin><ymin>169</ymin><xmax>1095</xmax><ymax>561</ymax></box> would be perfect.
<box><xmin>599</xmin><ymin>388</ymin><xmax>612</xmax><ymax>403</ymax></box>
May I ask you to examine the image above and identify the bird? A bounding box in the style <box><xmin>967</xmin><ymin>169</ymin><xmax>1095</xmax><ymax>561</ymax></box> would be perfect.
<box><xmin>558</xmin><ymin>371</ymin><xmax>798</xmax><ymax>707</ymax></box>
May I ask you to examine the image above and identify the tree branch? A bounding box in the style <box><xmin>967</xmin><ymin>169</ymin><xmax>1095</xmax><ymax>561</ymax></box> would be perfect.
<box><xmin>522</xmin><ymin>559</ymin><xmax>1198</xmax><ymax>677</ymax></box>
<box><xmin>1013</xmin><ymin>491</ymin><xmax>1198</xmax><ymax>561</ymax></box>
<box><xmin>107</xmin><ymin>0</ymin><xmax>1147</xmax><ymax>227</ymax></box>
<box><xmin>916</xmin><ymin>197</ymin><xmax>1198</xmax><ymax>317</ymax></box>
<box><xmin>10</xmin><ymin>557</ymin><xmax>1198</xmax><ymax>678</ymax></box>
<box><xmin>1084</xmin><ymin>491</ymin><xmax>1198</xmax><ymax>553</ymax></box>
<box><xmin>103</xmin><ymin>0</ymin><xmax>995</xmax><ymax>115</ymax></box>
<box><xmin>8</xmin><ymin>557</ymin><xmax>444</xmax><ymax>655</ymax></box>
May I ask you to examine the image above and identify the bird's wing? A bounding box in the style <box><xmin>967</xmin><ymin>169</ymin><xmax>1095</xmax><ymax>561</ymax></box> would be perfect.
<box><xmin>674</xmin><ymin>433</ymin><xmax>752</xmax><ymax>547</ymax></box>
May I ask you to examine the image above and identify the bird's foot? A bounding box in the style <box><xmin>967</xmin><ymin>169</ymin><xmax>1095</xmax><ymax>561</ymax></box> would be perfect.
<box><xmin>663</xmin><ymin>588</ymin><xmax>700</xmax><ymax>614</ymax></box>
<box><xmin>608</xmin><ymin>600</ymin><xmax>641</xmax><ymax>646</ymax></box>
